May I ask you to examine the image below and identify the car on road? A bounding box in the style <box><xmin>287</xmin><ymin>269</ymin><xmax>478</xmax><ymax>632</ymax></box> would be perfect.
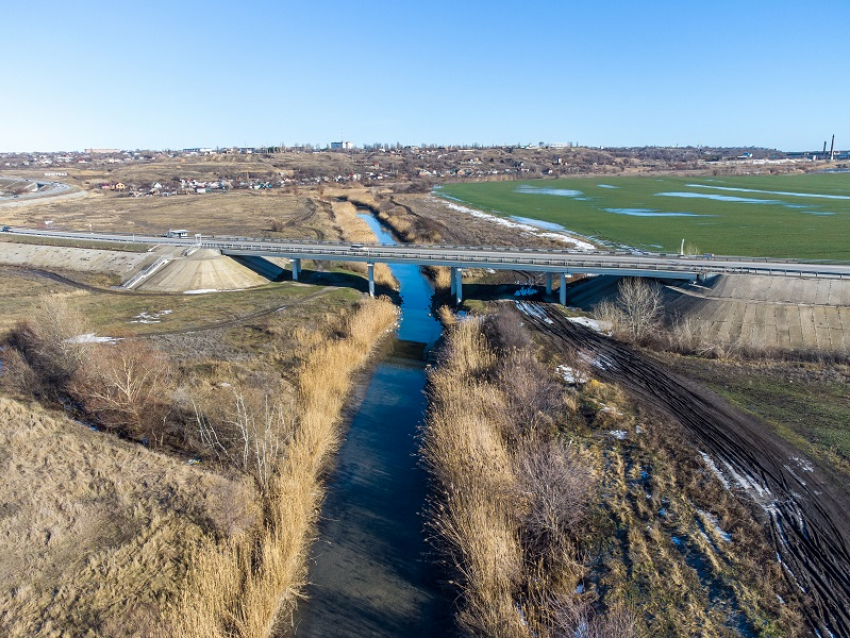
<box><xmin>1</xmin><ymin>226</ymin><xmax>10</xmax><ymax>232</ymax></box>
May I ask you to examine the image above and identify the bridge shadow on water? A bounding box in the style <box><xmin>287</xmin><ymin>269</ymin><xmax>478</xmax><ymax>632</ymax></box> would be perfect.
<box><xmin>229</xmin><ymin>255</ymin><xmax>401</xmax><ymax>301</ymax></box>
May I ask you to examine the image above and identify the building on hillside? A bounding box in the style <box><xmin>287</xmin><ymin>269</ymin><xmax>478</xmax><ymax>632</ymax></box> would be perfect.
<box><xmin>330</xmin><ymin>141</ymin><xmax>354</xmax><ymax>150</ymax></box>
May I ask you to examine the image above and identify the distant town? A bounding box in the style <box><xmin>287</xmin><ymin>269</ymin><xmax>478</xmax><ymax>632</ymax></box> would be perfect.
<box><xmin>1</xmin><ymin>142</ymin><xmax>846</xmax><ymax>198</ymax></box>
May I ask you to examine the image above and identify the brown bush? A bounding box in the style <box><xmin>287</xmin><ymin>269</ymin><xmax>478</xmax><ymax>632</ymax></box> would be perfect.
<box><xmin>70</xmin><ymin>339</ymin><xmax>173</xmax><ymax>444</ymax></box>
<box><xmin>515</xmin><ymin>440</ymin><xmax>595</xmax><ymax>557</ymax></box>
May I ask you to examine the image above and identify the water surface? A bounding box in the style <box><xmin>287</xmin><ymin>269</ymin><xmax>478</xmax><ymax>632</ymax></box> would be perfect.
<box><xmin>293</xmin><ymin>214</ymin><xmax>451</xmax><ymax>637</ymax></box>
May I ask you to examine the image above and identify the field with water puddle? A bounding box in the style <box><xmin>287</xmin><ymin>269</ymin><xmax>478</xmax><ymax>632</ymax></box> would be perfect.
<box><xmin>438</xmin><ymin>174</ymin><xmax>850</xmax><ymax>260</ymax></box>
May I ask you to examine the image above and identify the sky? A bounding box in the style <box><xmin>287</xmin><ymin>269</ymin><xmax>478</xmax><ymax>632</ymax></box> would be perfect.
<box><xmin>1</xmin><ymin>0</ymin><xmax>847</xmax><ymax>152</ymax></box>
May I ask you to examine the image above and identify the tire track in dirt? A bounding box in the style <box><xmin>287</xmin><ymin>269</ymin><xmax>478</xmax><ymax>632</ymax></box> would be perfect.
<box><xmin>521</xmin><ymin>302</ymin><xmax>850</xmax><ymax>637</ymax></box>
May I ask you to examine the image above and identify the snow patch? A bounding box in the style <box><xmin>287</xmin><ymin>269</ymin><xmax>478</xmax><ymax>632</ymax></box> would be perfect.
<box><xmin>567</xmin><ymin>316</ymin><xmax>611</xmax><ymax>334</ymax></box>
<box><xmin>698</xmin><ymin>451</ymin><xmax>730</xmax><ymax>489</ymax></box>
<box><xmin>697</xmin><ymin>509</ymin><xmax>732</xmax><ymax>542</ymax></box>
<box><xmin>184</xmin><ymin>289</ymin><xmax>220</xmax><ymax>295</ymax></box>
<box><xmin>557</xmin><ymin>364</ymin><xmax>588</xmax><ymax>385</ymax></box>
<box><xmin>514</xmin><ymin>301</ymin><xmax>552</xmax><ymax>323</ymax></box>
<box><xmin>66</xmin><ymin>333</ymin><xmax>117</xmax><ymax>344</ymax></box>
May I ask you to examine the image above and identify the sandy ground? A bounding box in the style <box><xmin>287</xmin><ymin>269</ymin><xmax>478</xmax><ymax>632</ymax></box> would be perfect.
<box><xmin>562</xmin><ymin>273</ymin><xmax>850</xmax><ymax>354</ymax></box>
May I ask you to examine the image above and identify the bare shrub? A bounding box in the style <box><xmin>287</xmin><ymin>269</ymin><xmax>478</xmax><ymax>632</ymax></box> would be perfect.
<box><xmin>496</xmin><ymin>350</ymin><xmax>564</xmax><ymax>439</ymax></box>
<box><xmin>515</xmin><ymin>440</ymin><xmax>595</xmax><ymax>556</ymax></box>
<box><xmin>595</xmin><ymin>278</ymin><xmax>663</xmax><ymax>345</ymax></box>
<box><xmin>5</xmin><ymin>297</ymin><xmax>92</xmax><ymax>394</ymax></box>
<box><xmin>70</xmin><ymin>339</ymin><xmax>172</xmax><ymax>444</ymax></box>
<box><xmin>269</xmin><ymin>219</ymin><xmax>286</xmax><ymax>232</ymax></box>
<box><xmin>549</xmin><ymin>594</ymin><xmax>637</xmax><ymax>638</ymax></box>
<box><xmin>194</xmin><ymin>388</ymin><xmax>294</xmax><ymax>493</ymax></box>
<box><xmin>482</xmin><ymin>305</ymin><xmax>532</xmax><ymax>354</ymax></box>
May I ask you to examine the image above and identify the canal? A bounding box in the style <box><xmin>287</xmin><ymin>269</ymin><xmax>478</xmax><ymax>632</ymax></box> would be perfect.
<box><xmin>292</xmin><ymin>213</ymin><xmax>454</xmax><ymax>637</ymax></box>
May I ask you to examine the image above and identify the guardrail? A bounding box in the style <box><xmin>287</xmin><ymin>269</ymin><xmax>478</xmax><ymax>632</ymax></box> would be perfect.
<box><xmin>5</xmin><ymin>228</ymin><xmax>850</xmax><ymax>281</ymax></box>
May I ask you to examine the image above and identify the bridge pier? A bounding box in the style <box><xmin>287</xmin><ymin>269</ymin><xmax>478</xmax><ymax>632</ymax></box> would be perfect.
<box><xmin>367</xmin><ymin>262</ymin><xmax>375</xmax><ymax>297</ymax></box>
<box><xmin>454</xmin><ymin>267</ymin><xmax>463</xmax><ymax>305</ymax></box>
<box><xmin>291</xmin><ymin>258</ymin><xmax>301</xmax><ymax>281</ymax></box>
<box><xmin>545</xmin><ymin>272</ymin><xmax>553</xmax><ymax>296</ymax></box>
<box><xmin>559</xmin><ymin>272</ymin><xmax>569</xmax><ymax>306</ymax></box>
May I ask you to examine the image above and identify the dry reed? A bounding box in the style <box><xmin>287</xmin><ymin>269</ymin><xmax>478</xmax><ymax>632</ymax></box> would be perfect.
<box><xmin>174</xmin><ymin>296</ymin><xmax>398</xmax><ymax>637</ymax></box>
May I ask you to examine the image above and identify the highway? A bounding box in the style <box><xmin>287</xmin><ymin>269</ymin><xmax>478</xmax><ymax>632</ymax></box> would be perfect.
<box><xmin>6</xmin><ymin>226</ymin><xmax>850</xmax><ymax>281</ymax></box>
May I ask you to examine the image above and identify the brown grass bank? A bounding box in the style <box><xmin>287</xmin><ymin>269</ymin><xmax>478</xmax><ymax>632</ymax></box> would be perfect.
<box><xmin>423</xmin><ymin>304</ymin><xmax>802</xmax><ymax>637</ymax></box>
<box><xmin>0</xmin><ymin>290</ymin><xmax>397</xmax><ymax>637</ymax></box>
<box><xmin>174</xmin><ymin>296</ymin><xmax>398</xmax><ymax>637</ymax></box>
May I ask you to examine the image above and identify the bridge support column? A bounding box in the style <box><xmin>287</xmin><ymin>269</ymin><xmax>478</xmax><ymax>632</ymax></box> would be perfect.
<box><xmin>545</xmin><ymin>272</ymin><xmax>553</xmax><ymax>296</ymax></box>
<box><xmin>559</xmin><ymin>272</ymin><xmax>568</xmax><ymax>306</ymax></box>
<box><xmin>450</xmin><ymin>267</ymin><xmax>457</xmax><ymax>297</ymax></box>
<box><xmin>454</xmin><ymin>267</ymin><xmax>463</xmax><ymax>306</ymax></box>
<box><xmin>291</xmin><ymin>258</ymin><xmax>301</xmax><ymax>281</ymax></box>
<box><xmin>367</xmin><ymin>262</ymin><xmax>375</xmax><ymax>297</ymax></box>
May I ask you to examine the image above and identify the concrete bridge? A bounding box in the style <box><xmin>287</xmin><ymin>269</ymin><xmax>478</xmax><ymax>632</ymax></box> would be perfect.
<box><xmin>6</xmin><ymin>227</ymin><xmax>850</xmax><ymax>305</ymax></box>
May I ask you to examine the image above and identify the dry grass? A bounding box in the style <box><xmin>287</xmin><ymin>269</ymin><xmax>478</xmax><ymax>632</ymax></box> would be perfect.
<box><xmin>423</xmin><ymin>310</ymin><xmax>604</xmax><ymax>637</ymax></box>
<box><xmin>174</xmin><ymin>296</ymin><xmax>398</xmax><ymax>637</ymax></box>
<box><xmin>0</xmin><ymin>397</ymin><xmax>260</xmax><ymax>638</ymax></box>
<box><xmin>328</xmin><ymin>199</ymin><xmax>395</xmax><ymax>288</ymax></box>
<box><xmin>425</xmin><ymin>303</ymin><xmax>800</xmax><ymax>637</ymax></box>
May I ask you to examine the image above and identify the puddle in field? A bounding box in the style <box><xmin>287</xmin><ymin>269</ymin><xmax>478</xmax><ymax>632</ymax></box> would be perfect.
<box><xmin>686</xmin><ymin>184</ymin><xmax>850</xmax><ymax>200</ymax></box>
<box><xmin>509</xmin><ymin>215</ymin><xmax>567</xmax><ymax>231</ymax></box>
<box><xmin>515</xmin><ymin>185</ymin><xmax>584</xmax><ymax>197</ymax></box>
<box><xmin>656</xmin><ymin>192</ymin><xmax>781</xmax><ymax>204</ymax></box>
<box><xmin>603</xmin><ymin>208</ymin><xmax>712</xmax><ymax>217</ymax></box>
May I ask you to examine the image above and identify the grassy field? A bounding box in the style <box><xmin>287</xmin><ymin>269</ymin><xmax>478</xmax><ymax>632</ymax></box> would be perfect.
<box><xmin>437</xmin><ymin>173</ymin><xmax>850</xmax><ymax>260</ymax></box>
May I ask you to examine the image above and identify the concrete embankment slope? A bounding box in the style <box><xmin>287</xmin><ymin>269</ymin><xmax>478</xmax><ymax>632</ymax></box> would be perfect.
<box><xmin>133</xmin><ymin>248</ymin><xmax>271</xmax><ymax>292</ymax></box>
<box><xmin>0</xmin><ymin>241</ymin><xmax>159</xmax><ymax>277</ymax></box>
<box><xmin>666</xmin><ymin>274</ymin><xmax>850</xmax><ymax>353</ymax></box>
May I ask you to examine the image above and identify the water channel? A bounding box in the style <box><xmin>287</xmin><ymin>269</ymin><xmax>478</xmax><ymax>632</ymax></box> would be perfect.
<box><xmin>292</xmin><ymin>214</ymin><xmax>454</xmax><ymax>637</ymax></box>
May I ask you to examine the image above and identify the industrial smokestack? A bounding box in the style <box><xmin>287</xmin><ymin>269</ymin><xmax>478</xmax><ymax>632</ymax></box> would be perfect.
<box><xmin>830</xmin><ymin>135</ymin><xmax>835</xmax><ymax>161</ymax></box>
<box><xmin>823</xmin><ymin>141</ymin><xmax>828</xmax><ymax>154</ymax></box>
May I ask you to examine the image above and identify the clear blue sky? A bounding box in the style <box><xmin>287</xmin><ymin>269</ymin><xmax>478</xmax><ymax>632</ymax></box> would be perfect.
<box><xmin>1</xmin><ymin>0</ymin><xmax>847</xmax><ymax>152</ymax></box>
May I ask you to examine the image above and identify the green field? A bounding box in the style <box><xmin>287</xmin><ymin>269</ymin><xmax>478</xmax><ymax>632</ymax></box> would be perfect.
<box><xmin>437</xmin><ymin>173</ymin><xmax>850</xmax><ymax>260</ymax></box>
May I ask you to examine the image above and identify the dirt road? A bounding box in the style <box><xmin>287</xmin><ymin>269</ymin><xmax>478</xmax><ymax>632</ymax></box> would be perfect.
<box><xmin>522</xmin><ymin>303</ymin><xmax>850</xmax><ymax>637</ymax></box>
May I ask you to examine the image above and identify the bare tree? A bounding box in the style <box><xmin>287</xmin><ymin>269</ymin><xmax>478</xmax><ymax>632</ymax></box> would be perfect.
<box><xmin>596</xmin><ymin>278</ymin><xmax>663</xmax><ymax>345</ymax></box>
<box><xmin>193</xmin><ymin>388</ymin><xmax>294</xmax><ymax>492</ymax></box>
<box><xmin>71</xmin><ymin>339</ymin><xmax>172</xmax><ymax>444</ymax></box>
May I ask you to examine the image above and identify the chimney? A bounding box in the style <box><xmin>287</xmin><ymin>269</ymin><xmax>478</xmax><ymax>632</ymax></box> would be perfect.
<box><xmin>830</xmin><ymin>135</ymin><xmax>835</xmax><ymax>161</ymax></box>
<box><xmin>823</xmin><ymin>141</ymin><xmax>828</xmax><ymax>154</ymax></box>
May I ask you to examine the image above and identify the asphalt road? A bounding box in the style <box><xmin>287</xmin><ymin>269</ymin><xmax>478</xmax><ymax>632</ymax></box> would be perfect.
<box><xmin>5</xmin><ymin>226</ymin><xmax>850</xmax><ymax>280</ymax></box>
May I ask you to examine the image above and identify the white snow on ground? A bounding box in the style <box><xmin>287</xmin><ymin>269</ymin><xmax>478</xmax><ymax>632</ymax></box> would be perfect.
<box><xmin>514</xmin><ymin>301</ymin><xmax>553</xmax><ymax>323</ymax></box>
<box><xmin>66</xmin><ymin>334</ymin><xmax>117</xmax><ymax>344</ymax></box>
<box><xmin>608</xmin><ymin>429</ymin><xmax>627</xmax><ymax>440</ymax></box>
<box><xmin>556</xmin><ymin>364</ymin><xmax>588</xmax><ymax>385</ymax></box>
<box><xmin>434</xmin><ymin>198</ymin><xmax>597</xmax><ymax>251</ymax></box>
<box><xmin>184</xmin><ymin>289</ymin><xmax>220</xmax><ymax>295</ymax></box>
<box><xmin>698</xmin><ymin>451</ymin><xmax>730</xmax><ymax>489</ymax></box>
<box><xmin>791</xmin><ymin>456</ymin><xmax>815</xmax><ymax>473</ymax></box>
<box><xmin>721</xmin><ymin>458</ymin><xmax>772</xmax><ymax>499</ymax></box>
<box><xmin>697</xmin><ymin>509</ymin><xmax>732</xmax><ymax>542</ymax></box>
<box><xmin>130</xmin><ymin>309</ymin><xmax>173</xmax><ymax>324</ymax></box>
<box><xmin>579</xmin><ymin>350</ymin><xmax>616</xmax><ymax>371</ymax></box>
<box><xmin>567</xmin><ymin>316</ymin><xmax>612</xmax><ymax>334</ymax></box>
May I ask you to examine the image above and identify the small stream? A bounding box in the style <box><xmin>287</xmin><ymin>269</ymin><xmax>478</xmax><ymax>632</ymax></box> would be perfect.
<box><xmin>292</xmin><ymin>214</ymin><xmax>453</xmax><ymax>637</ymax></box>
